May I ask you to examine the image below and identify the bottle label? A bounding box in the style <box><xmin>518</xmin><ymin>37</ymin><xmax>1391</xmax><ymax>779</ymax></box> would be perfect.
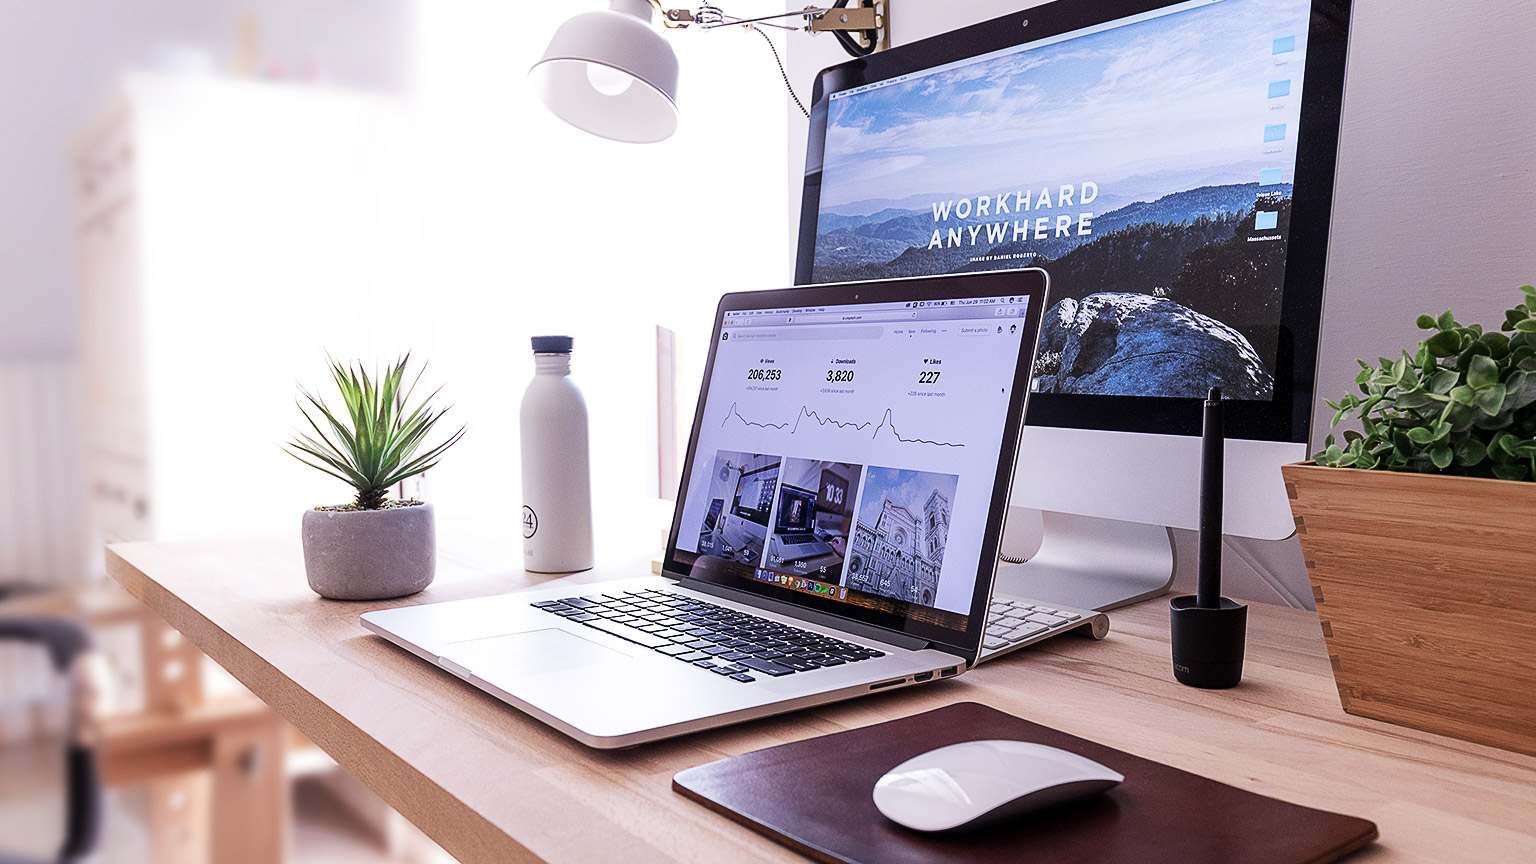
<box><xmin>522</xmin><ymin>506</ymin><xmax>539</xmax><ymax>539</ymax></box>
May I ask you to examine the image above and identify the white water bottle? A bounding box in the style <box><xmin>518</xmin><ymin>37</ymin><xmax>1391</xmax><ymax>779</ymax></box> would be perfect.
<box><xmin>520</xmin><ymin>336</ymin><xmax>594</xmax><ymax>572</ymax></box>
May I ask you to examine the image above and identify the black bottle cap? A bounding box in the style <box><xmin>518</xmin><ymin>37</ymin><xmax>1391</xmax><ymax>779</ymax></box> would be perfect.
<box><xmin>1169</xmin><ymin>595</ymin><xmax>1248</xmax><ymax>689</ymax></box>
<box><xmin>531</xmin><ymin>336</ymin><xmax>573</xmax><ymax>354</ymax></box>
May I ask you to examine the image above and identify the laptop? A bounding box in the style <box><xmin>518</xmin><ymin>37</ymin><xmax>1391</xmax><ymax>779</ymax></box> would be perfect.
<box><xmin>766</xmin><ymin>484</ymin><xmax>833</xmax><ymax>561</ymax></box>
<box><xmin>362</xmin><ymin>270</ymin><xmax>1048</xmax><ymax>748</ymax></box>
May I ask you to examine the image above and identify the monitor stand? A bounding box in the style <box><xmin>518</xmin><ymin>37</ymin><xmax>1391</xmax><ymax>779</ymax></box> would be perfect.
<box><xmin>992</xmin><ymin>510</ymin><xmax>1175</xmax><ymax>612</ymax></box>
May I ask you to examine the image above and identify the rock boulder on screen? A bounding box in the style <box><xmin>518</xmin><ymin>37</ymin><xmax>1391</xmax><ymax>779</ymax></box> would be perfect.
<box><xmin>1038</xmin><ymin>293</ymin><xmax>1273</xmax><ymax>399</ymax></box>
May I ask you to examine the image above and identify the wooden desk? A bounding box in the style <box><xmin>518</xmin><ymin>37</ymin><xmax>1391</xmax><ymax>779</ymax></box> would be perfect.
<box><xmin>105</xmin><ymin>536</ymin><xmax>1536</xmax><ymax>864</ymax></box>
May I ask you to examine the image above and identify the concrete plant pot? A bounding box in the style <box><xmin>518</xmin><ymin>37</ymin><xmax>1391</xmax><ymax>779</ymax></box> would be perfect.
<box><xmin>301</xmin><ymin>502</ymin><xmax>436</xmax><ymax>600</ymax></box>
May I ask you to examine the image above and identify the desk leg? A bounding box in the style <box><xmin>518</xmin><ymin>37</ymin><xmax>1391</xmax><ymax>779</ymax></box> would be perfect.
<box><xmin>148</xmin><ymin>771</ymin><xmax>213</xmax><ymax>864</ymax></box>
<box><xmin>211</xmin><ymin>714</ymin><xmax>287</xmax><ymax>864</ymax></box>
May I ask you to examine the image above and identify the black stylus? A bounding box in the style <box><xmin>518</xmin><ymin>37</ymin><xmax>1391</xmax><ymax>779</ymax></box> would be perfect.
<box><xmin>1197</xmin><ymin>386</ymin><xmax>1223</xmax><ymax>609</ymax></box>
<box><xmin>1170</xmin><ymin>386</ymin><xmax>1245</xmax><ymax>688</ymax></box>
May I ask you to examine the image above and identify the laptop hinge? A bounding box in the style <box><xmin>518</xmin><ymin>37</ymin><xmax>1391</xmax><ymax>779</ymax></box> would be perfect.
<box><xmin>677</xmin><ymin>578</ymin><xmax>932</xmax><ymax>651</ymax></box>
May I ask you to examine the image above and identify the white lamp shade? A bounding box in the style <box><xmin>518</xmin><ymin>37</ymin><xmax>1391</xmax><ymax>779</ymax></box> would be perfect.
<box><xmin>529</xmin><ymin>0</ymin><xmax>680</xmax><ymax>144</ymax></box>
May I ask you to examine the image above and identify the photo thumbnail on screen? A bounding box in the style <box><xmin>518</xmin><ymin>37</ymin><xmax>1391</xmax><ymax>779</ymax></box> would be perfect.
<box><xmin>845</xmin><ymin>466</ymin><xmax>958</xmax><ymax>607</ymax></box>
<box><xmin>765</xmin><ymin>459</ymin><xmax>863</xmax><ymax>582</ymax></box>
<box><xmin>693</xmin><ymin>451</ymin><xmax>781</xmax><ymax>566</ymax></box>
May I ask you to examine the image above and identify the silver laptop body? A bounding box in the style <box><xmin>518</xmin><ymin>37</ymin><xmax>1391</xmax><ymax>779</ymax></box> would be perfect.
<box><xmin>363</xmin><ymin>270</ymin><xmax>1048</xmax><ymax>748</ymax></box>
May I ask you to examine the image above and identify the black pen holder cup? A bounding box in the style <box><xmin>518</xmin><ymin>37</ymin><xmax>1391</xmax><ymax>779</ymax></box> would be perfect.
<box><xmin>1169</xmin><ymin>595</ymin><xmax>1248</xmax><ymax>689</ymax></box>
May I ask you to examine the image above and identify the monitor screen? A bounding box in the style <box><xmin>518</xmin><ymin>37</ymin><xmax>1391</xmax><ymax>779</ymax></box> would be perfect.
<box><xmin>797</xmin><ymin>0</ymin><xmax>1349</xmax><ymax>442</ymax></box>
<box><xmin>732</xmin><ymin>462</ymin><xmax>779</xmax><ymax>525</ymax></box>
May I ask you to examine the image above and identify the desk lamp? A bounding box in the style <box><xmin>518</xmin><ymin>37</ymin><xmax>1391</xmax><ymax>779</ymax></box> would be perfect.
<box><xmin>531</xmin><ymin>0</ymin><xmax>888</xmax><ymax>143</ymax></box>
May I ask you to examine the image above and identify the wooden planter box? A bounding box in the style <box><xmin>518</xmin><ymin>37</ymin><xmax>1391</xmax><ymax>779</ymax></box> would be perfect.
<box><xmin>1282</xmin><ymin>462</ymin><xmax>1536</xmax><ymax>756</ymax></box>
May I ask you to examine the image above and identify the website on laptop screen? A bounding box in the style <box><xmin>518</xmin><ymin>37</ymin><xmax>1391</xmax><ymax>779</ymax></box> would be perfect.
<box><xmin>671</xmin><ymin>290</ymin><xmax>1033</xmax><ymax>635</ymax></box>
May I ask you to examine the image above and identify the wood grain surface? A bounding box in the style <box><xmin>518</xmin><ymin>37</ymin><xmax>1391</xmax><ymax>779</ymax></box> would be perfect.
<box><xmin>105</xmin><ymin>535</ymin><xmax>1536</xmax><ymax>864</ymax></box>
<box><xmin>1284</xmin><ymin>463</ymin><xmax>1536</xmax><ymax>757</ymax></box>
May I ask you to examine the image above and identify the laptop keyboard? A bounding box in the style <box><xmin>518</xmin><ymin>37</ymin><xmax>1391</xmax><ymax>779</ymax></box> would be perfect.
<box><xmin>532</xmin><ymin>588</ymin><xmax>884</xmax><ymax>682</ymax></box>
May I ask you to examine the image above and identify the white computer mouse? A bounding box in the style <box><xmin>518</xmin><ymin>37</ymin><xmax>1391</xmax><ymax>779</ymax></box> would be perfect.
<box><xmin>872</xmin><ymin>740</ymin><xmax>1124</xmax><ymax>832</ymax></box>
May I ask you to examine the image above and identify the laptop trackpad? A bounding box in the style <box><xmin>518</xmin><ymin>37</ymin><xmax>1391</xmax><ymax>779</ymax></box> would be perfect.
<box><xmin>445</xmin><ymin>628</ymin><xmax>633</xmax><ymax>676</ymax></box>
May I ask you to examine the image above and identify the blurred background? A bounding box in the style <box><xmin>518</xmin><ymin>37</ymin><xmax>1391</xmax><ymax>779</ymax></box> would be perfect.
<box><xmin>1</xmin><ymin>1</ymin><xmax>791</xmax><ymax>861</ymax></box>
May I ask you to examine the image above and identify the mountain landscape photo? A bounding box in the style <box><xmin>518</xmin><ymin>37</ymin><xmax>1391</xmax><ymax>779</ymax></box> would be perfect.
<box><xmin>809</xmin><ymin>0</ymin><xmax>1313</xmax><ymax>400</ymax></box>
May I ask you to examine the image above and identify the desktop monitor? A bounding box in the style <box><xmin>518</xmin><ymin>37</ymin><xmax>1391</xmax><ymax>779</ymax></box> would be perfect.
<box><xmin>732</xmin><ymin>461</ymin><xmax>779</xmax><ymax>525</ymax></box>
<box><xmin>795</xmin><ymin>0</ymin><xmax>1351</xmax><ymax>609</ymax></box>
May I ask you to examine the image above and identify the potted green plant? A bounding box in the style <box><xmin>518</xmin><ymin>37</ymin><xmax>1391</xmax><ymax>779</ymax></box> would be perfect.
<box><xmin>286</xmin><ymin>356</ymin><xmax>465</xmax><ymax>601</ymax></box>
<box><xmin>1281</xmin><ymin>284</ymin><xmax>1536</xmax><ymax>756</ymax></box>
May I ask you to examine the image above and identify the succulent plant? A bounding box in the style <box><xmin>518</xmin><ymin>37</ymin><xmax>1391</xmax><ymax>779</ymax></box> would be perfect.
<box><xmin>1315</xmin><ymin>285</ymin><xmax>1536</xmax><ymax>480</ymax></box>
<box><xmin>287</xmin><ymin>356</ymin><xmax>465</xmax><ymax>509</ymax></box>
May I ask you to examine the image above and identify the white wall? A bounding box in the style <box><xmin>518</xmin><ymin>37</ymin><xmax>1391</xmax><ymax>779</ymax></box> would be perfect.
<box><xmin>0</xmin><ymin>0</ymin><xmax>413</xmax><ymax>363</ymax></box>
<box><xmin>787</xmin><ymin>0</ymin><xmax>1536</xmax><ymax>607</ymax></box>
<box><xmin>412</xmin><ymin>2</ymin><xmax>791</xmax><ymax>545</ymax></box>
<box><xmin>0</xmin><ymin>1</ymin><xmax>413</xmax><ymax>586</ymax></box>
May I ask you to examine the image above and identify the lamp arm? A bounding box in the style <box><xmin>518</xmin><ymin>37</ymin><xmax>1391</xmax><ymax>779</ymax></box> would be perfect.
<box><xmin>656</xmin><ymin>4</ymin><xmax>839</xmax><ymax>31</ymax></box>
<box><xmin>704</xmin><ymin>8</ymin><xmax>838</xmax><ymax>29</ymax></box>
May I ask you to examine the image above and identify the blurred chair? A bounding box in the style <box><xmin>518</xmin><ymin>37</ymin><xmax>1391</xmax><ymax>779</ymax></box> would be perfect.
<box><xmin>0</xmin><ymin>617</ymin><xmax>101</xmax><ymax>864</ymax></box>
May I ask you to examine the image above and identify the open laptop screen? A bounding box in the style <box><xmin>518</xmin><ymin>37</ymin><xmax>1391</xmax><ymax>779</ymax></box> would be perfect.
<box><xmin>665</xmin><ymin>271</ymin><xmax>1046</xmax><ymax>656</ymax></box>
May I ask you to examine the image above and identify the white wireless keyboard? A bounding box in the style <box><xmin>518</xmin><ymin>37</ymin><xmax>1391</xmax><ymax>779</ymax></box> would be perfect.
<box><xmin>977</xmin><ymin>594</ymin><xmax>1110</xmax><ymax>662</ymax></box>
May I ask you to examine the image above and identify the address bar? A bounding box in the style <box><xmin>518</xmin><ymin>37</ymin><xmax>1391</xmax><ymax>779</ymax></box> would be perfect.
<box><xmin>782</xmin><ymin>309</ymin><xmax>919</xmax><ymax>324</ymax></box>
<box><xmin>728</xmin><ymin>324</ymin><xmax>884</xmax><ymax>342</ymax></box>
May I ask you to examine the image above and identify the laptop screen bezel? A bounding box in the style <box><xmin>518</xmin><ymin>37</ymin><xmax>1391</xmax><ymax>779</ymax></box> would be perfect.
<box><xmin>661</xmin><ymin>270</ymin><xmax>1048</xmax><ymax>666</ymax></box>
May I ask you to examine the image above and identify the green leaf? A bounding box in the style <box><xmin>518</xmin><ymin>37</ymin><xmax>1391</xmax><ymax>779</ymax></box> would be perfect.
<box><xmin>1436</xmin><ymin>310</ymin><xmax>1456</xmax><ymax>330</ymax></box>
<box><xmin>1429</xmin><ymin>445</ymin><xmax>1453</xmax><ymax>470</ymax></box>
<box><xmin>1417</xmin><ymin>314</ymin><xmax>1437</xmax><ymax>330</ymax></box>
<box><xmin>1426</xmin><ymin>369</ymin><xmax>1459</xmax><ymax>394</ymax></box>
<box><xmin>1448</xmin><ymin>385</ymin><xmax>1475</xmax><ymax>405</ymax></box>
<box><xmin>1453</xmin><ymin>437</ymin><xmax>1488</xmax><ymax>466</ymax></box>
<box><xmin>1446</xmin><ymin>402</ymin><xmax>1476</xmax><ymax>433</ymax></box>
<box><xmin>1459</xmin><ymin>340</ymin><xmax>1492</xmax><ymax>370</ymax></box>
<box><xmin>1425</xmin><ymin>330</ymin><xmax>1461</xmax><ymax>358</ymax></box>
<box><xmin>1516</xmin><ymin>319</ymin><xmax>1536</xmax><ymax>333</ymax></box>
<box><xmin>1474</xmin><ymin>412</ymin><xmax>1515</xmax><ymax>431</ymax></box>
<box><xmin>1474</xmin><ymin>382</ymin><xmax>1507</xmax><ymax>416</ymax></box>
<box><xmin>1506</xmin><ymin>370</ymin><xmax>1536</xmax><ymax>412</ymax></box>
<box><xmin>1496</xmin><ymin>432</ymin><xmax>1522</xmax><ymax>456</ymax></box>
<box><xmin>1482</xmin><ymin>331</ymin><xmax>1511</xmax><ymax>359</ymax></box>
<box><xmin>1492</xmin><ymin>463</ymin><xmax>1530</xmax><ymax>482</ymax></box>
<box><xmin>1392</xmin><ymin>388</ymin><xmax>1436</xmax><ymax>410</ymax></box>
<box><xmin>1406</xmin><ymin>426</ymin><xmax>1435</xmax><ymax>445</ymax></box>
<box><xmin>1467</xmin><ymin>353</ymin><xmax>1499</xmax><ymax>389</ymax></box>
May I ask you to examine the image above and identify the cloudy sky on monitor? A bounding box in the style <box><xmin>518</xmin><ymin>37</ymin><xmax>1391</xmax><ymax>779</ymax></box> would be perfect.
<box><xmin>819</xmin><ymin>0</ymin><xmax>1310</xmax><ymax>212</ymax></box>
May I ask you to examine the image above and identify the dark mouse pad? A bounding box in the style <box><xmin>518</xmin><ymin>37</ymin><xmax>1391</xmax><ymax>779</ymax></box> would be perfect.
<box><xmin>673</xmin><ymin>702</ymin><xmax>1377</xmax><ymax>864</ymax></box>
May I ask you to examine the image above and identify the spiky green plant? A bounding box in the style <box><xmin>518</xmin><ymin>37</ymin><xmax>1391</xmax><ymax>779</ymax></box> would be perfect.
<box><xmin>286</xmin><ymin>356</ymin><xmax>465</xmax><ymax>510</ymax></box>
